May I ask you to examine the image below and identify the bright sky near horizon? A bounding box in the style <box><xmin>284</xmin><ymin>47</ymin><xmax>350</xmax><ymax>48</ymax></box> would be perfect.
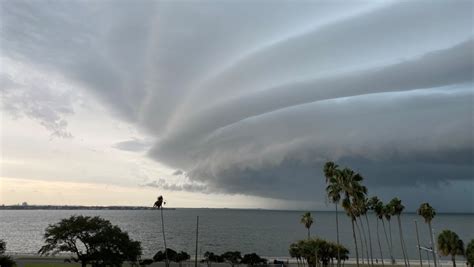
<box><xmin>0</xmin><ymin>0</ymin><xmax>473</xmax><ymax>212</ymax></box>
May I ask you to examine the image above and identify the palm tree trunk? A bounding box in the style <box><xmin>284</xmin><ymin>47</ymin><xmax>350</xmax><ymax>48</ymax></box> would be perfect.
<box><xmin>335</xmin><ymin>204</ymin><xmax>341</xmax><ymax>267</ymax></box>
<box><xmin>451</xmin><ymin>255</ymin><xmax>456</xmax><ymax>267</ymax></box>
<box><xmin>381</xmin><ymin>219</ymin><xmax>394</xmax><ymax>264</ymax></box>
<box><xmin>351</xmin><ymin>219</ymin><xmax>360</xmax><ymax>267</ymax></box>
<box><xmin>428</xmin><ymin>221</ymin><xmax>437</xmax><ymax>267</ymax></box>
<box><xmin>365</xmin><ymin>214</ymin><xmax>374</xmax><ymax>267</ymax></box>
<box><xmin>388</xmin><ymin>220</ymin><xmax>395</xmax><ymax>263</ymax></box>
<box><xmin>388</xmin><ymin>220</ymin><xmax>393</xmax><ymax>252</ymax></box>
<box><xmin>160</xmin><ymin>207</ymin><xmax>169</xmax><ymax>267</ymax></box>
<box><xmin>359</xmin><ymin>217</ymin><xmax>370</xmax><ymax>265</ymax></box>
<box><xmin>376</xmin><ymin>219</ymin><xmax>384</xmax><ymax>266</ymax></box>
<box><xmin>397</xmin><ymin>215</ymin><xmax>409</xmax><ymax>267</ymax></box>
<box><xmin>355</xmin><ymin>219</ymin><xmax>365</xmax><ymax>264</ymax></box>
<box><xmin>308</xmin><ymin>228</ymin><xmax>311</xmax><ymax>239</ymax></box>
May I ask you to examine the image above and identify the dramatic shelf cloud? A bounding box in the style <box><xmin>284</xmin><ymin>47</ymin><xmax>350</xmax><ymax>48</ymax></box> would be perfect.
<box><xmin>1</xmin><ymin>0</ymin><xmax>472</xmax><ymax>211</ymax></box>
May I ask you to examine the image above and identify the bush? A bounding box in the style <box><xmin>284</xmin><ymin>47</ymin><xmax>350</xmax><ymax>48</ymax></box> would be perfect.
<box><xmin>0</xmin><ymin>239</ymin><xmax>15</xmax><ymax>267</ymax></box>
<box><xmin>0</xmin><ymin>255</ymin><xmax>16</xmax><ymax>267</ymax></box>
<box><xmin>140</xmin><ymin>259</ymin><xmax>154</xmax><ymax>266</ymax></box>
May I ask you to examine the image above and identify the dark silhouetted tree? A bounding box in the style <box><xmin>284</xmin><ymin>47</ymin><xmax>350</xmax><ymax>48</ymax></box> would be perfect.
<box><xmin>241</xmin><ymin>253</ymin><xmax>267</xmax><ymax>266</ymax></box>
<box><xmin>38</xmin><ymin>215</ymin><xmax>142</xmax><ymax>267</ymax></box>
<box><xmin>222</xmin><ymin>251</ymin><xmax>242</xmax><ymax>267</ymax></box>
<box><xmin>203</xmin><ymin>251</ymin><xmax>224</xmax><ymax>267</ymax></box>
<box><xmin>0</xmin><ymin>239</ymin><xmax>15</xmax><ymax>267</ymax></box>
<box><xmin>176</xmin><ymin>251</ymin><xmax>191</xmax><ymax>267</ymax></box>
<box><xmin>154</xmin><ymin>195</ymin><xmax>169</xmax><ymax>267</ymax></box>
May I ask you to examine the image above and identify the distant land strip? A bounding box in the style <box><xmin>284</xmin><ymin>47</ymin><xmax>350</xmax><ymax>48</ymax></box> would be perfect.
<box><xmin>0</xmin><ymin>205</ymin><xmax>176</xmax><ymax>210</ymax></box>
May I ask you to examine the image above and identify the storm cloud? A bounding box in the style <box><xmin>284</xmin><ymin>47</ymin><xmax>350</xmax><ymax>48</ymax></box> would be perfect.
<box><xmin>1</xmin><ymin>0</ymin><xmax>472</xmax><ymax>210</ymax></box>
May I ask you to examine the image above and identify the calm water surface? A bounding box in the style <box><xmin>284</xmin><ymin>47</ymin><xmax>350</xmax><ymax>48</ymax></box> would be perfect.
<box><xmin>1</xmin><ymin>209</ymin><xmax>472</xmax><ymax>259</ymax></box>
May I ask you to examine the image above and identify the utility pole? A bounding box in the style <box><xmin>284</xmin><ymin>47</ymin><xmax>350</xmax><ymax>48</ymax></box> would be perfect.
<box><xmin>415</xmin><ymin>220</ymin><xmax>423</xmax><ymax>267</ymax></box>
<box><xmin>195</xmin><ymin>216</ymin><xmax>199</xmax><ymax>267</ymax></box>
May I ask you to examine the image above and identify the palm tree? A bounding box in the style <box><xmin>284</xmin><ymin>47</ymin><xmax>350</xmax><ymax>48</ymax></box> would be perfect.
<box><xmin>354</xmin><ymin>214</ymin><xmax>366</xmax><ymax>264</ymax></box>
<box><xmin>383</xmin><ymin>204</ymin><xmax>395</xmax><ymax>264</ymax></box>
<box><xmin>340</xmin><ymin>167</ymin><xmax>365</xmax><ymax>267</ymax></box>
<box><xmin>417</xmin><ymin>203</ymin><xmax>438</xmax><ymax>267</ymax></box>
<box><xmin>362</xmin><ymin>198</ymin><xmax>375</xmax><ymax>267</ymax></box>
<box><xmin>289</xmin><ymin>242</ymin><xmax>303</xmax><ymax>267</ymax></box>
<box><xmin>369</xmin><ymin>196</ymin><xmax>385</xmax><ymax>266</ymax></box>
<box><xmin>154</xmin><ymin>195</ymin><xmax>169</xmax><ymax>267</ymax></box>
<box><xmin>465</xmin><ymin>239</ymin><xmax>474</xmax><ymax>267</ymax></box>
<box><xmin>437</xmin><ymin>230</ymin><xmax>464</xmax><ymax>267</ymax></box>
<box><xmin>301</xmin><ymin>212</ymin><xmax>314</xmax><ymax>239</ymax></box>
<box><xmin>389</xmin><ymin>198</ymin><xmax>409</xmax><ymax>267</ymax></box>
<box><xmin>324</xmin><ymin>161</ymin><xmax>342</xmax><ymax>267</ymax></box>
<box><xmin>355</xmin><ymin>197</ymin><xmax>373</xmax><ymax>266</ymax></box>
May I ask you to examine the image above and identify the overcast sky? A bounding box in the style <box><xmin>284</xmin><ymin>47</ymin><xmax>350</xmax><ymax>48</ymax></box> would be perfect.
<box><xmin>0</xmin><ymin>0</ymin><xmax>473</xmax><ymax>212</ymax></box>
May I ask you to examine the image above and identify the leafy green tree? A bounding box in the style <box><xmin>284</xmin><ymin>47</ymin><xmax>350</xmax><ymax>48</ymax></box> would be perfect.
<box><xmin>154</xmin><ymin>248</ymin><xmax>178</xmax><ymax>262</ymax></box>
<box><xmin>38</xmin><ymin>215</ymin><xmax>142</xmax><ymax>267</ymax></box>
<box><xmin>222</xmin><ymin>251</ymin><xmax>242</xmax><ymax>267</ymax></box>
<box><xmin>139</xmin><ymin>259</ymin><xmax>154</xmax><ymax>266</ymax></box>
<box><xmin>241</xmin><ymin>253</ymin><xmax>267</xmax><ymax>266</ymax></box>
<box><xmin>289</xmin><ymin>238</ymin><xmax>349</xmax><ymax>267</ymax></box>
<box><xmin>466</xmin><ymin>239</ymin><xmax>474</xmax><ymax>267</ymax></box>
<box><xmin>417</xmin><ymin>202</ymin><xmax>438</xmax><ymax>267</ymax></box>
<box><xmin>301</xmin><ymin>212</ymin><xmax>314</xmax><ymax>239</ymax></box>
<box><xmin>389</xmin><ymin>198</ymin><xmax>409</xmax><ymax>267</ymax></box>
<box><xmin>324</xmin><ymin>161</ymin><xmax>343</xmax><ymax>267</ymax></box>
<box><xmin>0</xmin><ymin>239</ymin><xmax>15</xmax><ymax>267</ymax></box>
<box><xmin>176</xmin><ymin>251</ymin><xmax>191</xmax><ymax>267</ymax></box>
<box><xmin>203</xmin><ymin>251</ymin><xmax>224</xmax><ymax>267</ymax></box>
<box><xmin>437</xmin><ymin>230</ymin><xmax>464</xmax><ymax>267</ymax></box>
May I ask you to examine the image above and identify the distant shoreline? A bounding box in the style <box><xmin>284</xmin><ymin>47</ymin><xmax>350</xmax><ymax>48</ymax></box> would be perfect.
<box><xmin>0</xmin><ymin>205</ymin><xmax>175</xmax><ymax>210</ymax></box>
<box><xmin>0</xmin><ymin>205</ymin><xmax>472</xmax><ymax>214</ymax></box>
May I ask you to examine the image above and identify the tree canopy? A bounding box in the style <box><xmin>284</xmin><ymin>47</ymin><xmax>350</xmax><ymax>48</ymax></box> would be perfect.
<box><xmin>289</xmin><ymin>238</ymin><xmax>349</xmax><ymax>267</ymax></box>
<box><xmin>437</xmin><ymin>230</ymin><xmax>464</xmax><ymax>267</ymax></box>
<box><xmin>38</xmin><ymin>215</ymin><xmax>142</xmax><ymax>267</ymax></box>
<box><xmin>417</xmin><ymin>203</ymin><xmax>436</xmax><ymax>223</ymax></box>
<box><xmin>241</xmin><ymin>253</ymin><xmax>268</xmax><ymax>266</ymax></box>
<box><xmin>466</xmin><ymin>239</ymin><xmax>474</xmax><ymax>267</ymax></box>
<box><xmin>221</xmin><ymin>251</ymin><xmax>243</xmax><ymax>267</ymax></box>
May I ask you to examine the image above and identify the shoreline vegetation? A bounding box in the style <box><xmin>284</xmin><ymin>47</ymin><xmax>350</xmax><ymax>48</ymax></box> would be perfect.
<box><xmin>7</xmin><ymin>255</ymin><xmax>469</xmax><ymax>267</ymax></box>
